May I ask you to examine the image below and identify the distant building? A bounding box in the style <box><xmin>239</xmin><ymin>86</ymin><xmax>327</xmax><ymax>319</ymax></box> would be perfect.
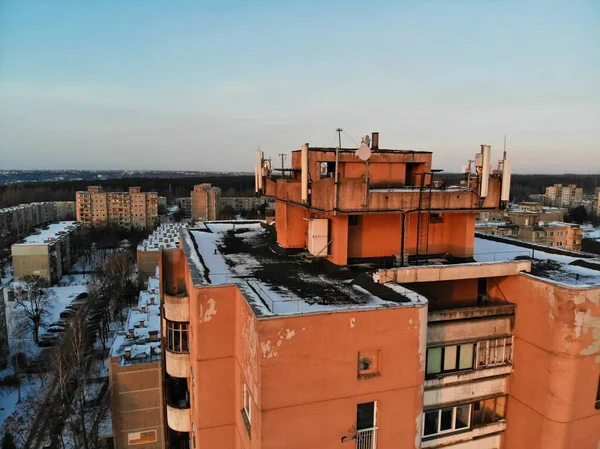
<box><xmin>11</xmin><ymin>221</ymin><xmax>83</xmax><ymax>284</ymax></box>
<box><xmin>109</xmin><ymin>270</ymin><xmax>164</xmax><ymax>448</ymax></box>
<box><xmin>175</xmin><ymin>197</ymin><xmax>192</xmax><ymax>217</ymax></box>
<box><xmin>76</xmin><ymin>186</ymin><xmax>158</xmax><ymax>230</ymax></box>
<box><xmin>137</xmin><ymin>222</ymin><xmax>186</xmax><ymax>288</ymax></box>
<box><xmin>544</xmin><ymin>183</ymin><xmax>583</xmax><ymax>208</ymax></box>
<box><xmin>0</xmin><ymin>201</ymin><xmax>77</xmax><ymax>246</ymax></box>
<box><xmin>595</xmin><ymin>188</ymin><xmax>600</xmax><ymax>216</ymax></box>
<box><xmin>191</xmin><ymin>184</ymin><xmax>221</xmax><ymax>221</ymax></box>
<box><xmin>220</xmin><ymin>196</ymin><xmax>274</xmax><ymax>215</ymax></box>
<box><xmin>54</xmin><ymin>201</ymin><xmax>76</xmax><ymax>220</ymax></box>
<box><xmin>158</xmin><ymin>196</ymin><xmax>168</xmax><ymax>210</ymax></box>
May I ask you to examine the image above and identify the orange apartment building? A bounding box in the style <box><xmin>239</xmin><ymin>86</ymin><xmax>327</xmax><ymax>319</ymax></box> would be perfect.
<box><xmin>76</xmin><ymin>186</ymin><xmax>159</xmax><ymax>230</ymax></box>
<box><xmin>191</xmin><ymin>184</ymin><xmax>221</xmax><ymax>221</ymax></box>
<box><xmin>110</xmin><ymin>135</ymin><xmax>599</xmax><ymax>449</ymax></box>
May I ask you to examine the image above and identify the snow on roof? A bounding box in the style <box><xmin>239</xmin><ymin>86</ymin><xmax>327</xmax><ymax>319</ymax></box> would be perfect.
<box><xmin>137</xmin><ymin>222</ymin><xmax>187</xmax><ymax>251</ymax></box>
<box><xmin>474</xmin><ymin>235</ymin><xmax>600</xmax><ymax>287</ymax></box>
<box><xmin>110</xmin><ymin>272</ymin><xmax>161</xmax><ymax>365</ymax></box>
<box><xmin>181</xmin><ymin>221</ymin><xmax>427</xmax><ymax>318</ymax></box>
<box><xmin>12</xmin><ymin>221</ymin><xmax>82</xmax><ymax>246</ymax></box>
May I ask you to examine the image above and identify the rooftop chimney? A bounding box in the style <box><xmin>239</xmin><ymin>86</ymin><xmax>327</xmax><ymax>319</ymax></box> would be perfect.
<box><xmin>372</xmin><ymin>132</ymin><xmax>379</xmax><ymax>150</ymax></box>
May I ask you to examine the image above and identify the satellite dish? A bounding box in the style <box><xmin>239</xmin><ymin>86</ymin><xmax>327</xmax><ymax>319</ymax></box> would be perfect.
<box><xmin>356</xmin><ymin>143</ymin><xmax>371</xmax><ymax>161</ymax></box>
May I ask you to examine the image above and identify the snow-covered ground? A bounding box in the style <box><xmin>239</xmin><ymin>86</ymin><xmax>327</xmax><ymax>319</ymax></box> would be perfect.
<box><xmin>582</xmin><ymin>224</ymin><xmax>600</xmax><ymax>241</ymax></box>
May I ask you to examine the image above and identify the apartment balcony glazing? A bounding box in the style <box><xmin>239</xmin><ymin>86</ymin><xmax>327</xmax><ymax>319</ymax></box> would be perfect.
<box><xmin>168</xmin><ymin>429</ymin><xmax>190</xmax><ymax>449</ymax></box>
<box><xmin>165</xmin><ymin>320</ymin><xmax>190</xmax><ymax>378</ymax></box>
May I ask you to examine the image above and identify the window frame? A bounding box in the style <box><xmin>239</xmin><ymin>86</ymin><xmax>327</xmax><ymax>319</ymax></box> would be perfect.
<box><xmin>425</xmin><ymin>343</ymin><xmax>475</xmax><ymax>377</ymax></box>
<box><xmin>422</xmin><ymin>403</ymin><xmax>472</xmax><ymax>438</ymax></box>
<box><xmin>165</xmin><ymin>320</ymin><xmax>189</xmax><ymax>353</ymax></box>
<box><xmin>471</xmin><ymin>395</ymin><xmax>508</xmax><ymax>427</ymax></box>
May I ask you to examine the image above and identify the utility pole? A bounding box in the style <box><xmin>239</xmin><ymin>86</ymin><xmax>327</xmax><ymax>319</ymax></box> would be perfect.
<box><xmin>336</xmin><ymin>128</ymin><xmax>343</xmax><ymax>148</ymax></box>
<box><xmin>278</xmin><ymin>153</ymin><xmax>287</xmax><ymax>179</ymax></box>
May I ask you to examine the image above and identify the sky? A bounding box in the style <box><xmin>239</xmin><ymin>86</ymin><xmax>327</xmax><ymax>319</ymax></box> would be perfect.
<box><xmin>0</xmin><ymin>0</ymin><xmax>598</xmax><ymax>173</ymax></box>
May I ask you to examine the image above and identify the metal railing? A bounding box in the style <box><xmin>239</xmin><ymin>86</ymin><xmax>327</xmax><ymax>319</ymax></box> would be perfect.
<box><xmin>355</xmin><ymin>427</ymin><xmax>377</xmax><ymax>449</ymax></box>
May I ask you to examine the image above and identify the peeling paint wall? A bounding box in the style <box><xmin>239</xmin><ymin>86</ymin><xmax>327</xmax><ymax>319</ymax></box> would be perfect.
<box><xmin>491</xmin><ymin>274</ymin><xmax>600</xmax><ymax>449</ymax></box>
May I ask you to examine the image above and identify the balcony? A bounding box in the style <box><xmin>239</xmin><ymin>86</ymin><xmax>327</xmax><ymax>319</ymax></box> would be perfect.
<box><xmin>164</xmin><ymin>294</ymin><xmax>190</xmax><ymax>322</ymax></box>
<box><xmin>166</xmin><ymin>376</ymin><xmax>191</xmax><ymax>432</ymax></box>
<box><xmin>165</xmin><ymin>350</ymin><xmax>190</xmax><ymax>378</ymax></box>
<box><xmin>355</xmin><ymin>427</ymin><xmax>377</xmax><ymax>449</ymax></box>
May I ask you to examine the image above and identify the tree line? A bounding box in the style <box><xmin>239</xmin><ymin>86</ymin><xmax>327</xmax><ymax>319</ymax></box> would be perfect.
<box><xmin>0</xmin><ymin>175</ymin><xmax>257</xmax><ymax>208</ymax></box>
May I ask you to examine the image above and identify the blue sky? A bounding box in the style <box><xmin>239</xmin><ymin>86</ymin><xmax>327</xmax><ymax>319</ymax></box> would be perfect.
<box><xmin>0</xmin><ymin>0</ymin><xmax>598</xmax><ymax>172</ymax></box>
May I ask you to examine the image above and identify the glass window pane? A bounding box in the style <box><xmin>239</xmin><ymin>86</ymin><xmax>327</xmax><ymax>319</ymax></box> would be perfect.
<box><xmin>459</xmin><ymin>344</ymin><xmax>474</xmax><ymax>369</ymax></box>
<box><xmin>495</xmin><ymin>396</ymin><xmax>506</xmax><ymax>419</ymax></box>
<box><xmin>482</xmin><ymin>398</ymin><xmax>496</xmax><ymax>424</ymax></box>
<box><xmin>427</xmin><ymin>348</ymin><xmax>442</xmax><ymax>374</ymax></box>
<box><xmin>444</xmin><ymin>346</ymin><xmax>457</xmax><ymax>371</ymax></box>
<box><xmin>455</xmin><ymin>405</ymin><xmax>470</xmax><ymax>429</ymax></box>
<box><xmin>440</xmin><ymin>408</ymin><xmax>453</xmax><ymax>431</ymax></box>
<box><xmin>472</xmin><ymin>400</ymin><xmax>483</xmax><ymax>425</ymax></box>
<box><xmin>423</xmin><ymin>410</ymin><xmax>439</xmax><ymax>436</ymax></box>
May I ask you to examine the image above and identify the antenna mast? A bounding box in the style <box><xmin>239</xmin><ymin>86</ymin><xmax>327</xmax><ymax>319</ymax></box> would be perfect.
<box><xmin>278</xmin><ymin>153</ymin><xmax>287</xmax><ymax>179</ymax></box>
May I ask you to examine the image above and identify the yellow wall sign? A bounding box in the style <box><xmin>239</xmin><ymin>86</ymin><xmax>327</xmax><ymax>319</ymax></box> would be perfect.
<box><xmin>128</xmin><ymin>430</ymin><xmax>157</xmax><ymax>445</ymax></box>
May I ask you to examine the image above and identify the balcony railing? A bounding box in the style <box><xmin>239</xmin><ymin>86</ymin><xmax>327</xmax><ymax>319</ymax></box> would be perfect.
<box><xmin>356</xmin><ymin>427</ymin><xmax>377</xmax><ymax>449</ymax></box>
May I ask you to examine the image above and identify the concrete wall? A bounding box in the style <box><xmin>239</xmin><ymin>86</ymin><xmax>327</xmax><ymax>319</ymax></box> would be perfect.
<box><xmin>109</xmin><ymin>358</ymin><xmax>166</xmax><ymax>449</ymax></box>
<box><xmin>165</xmin><ymin>247</ymin><xmax>428</xmax><ymax>449</ymax></box>
<box><xmin>490</xmin><ymin>275</ymin><xmax>600</xmax><ymax>449</ymax></box>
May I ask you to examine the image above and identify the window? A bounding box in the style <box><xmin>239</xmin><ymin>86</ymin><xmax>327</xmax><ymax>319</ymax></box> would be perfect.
<box><xmin>471</xmin><ymin>396</ymin><xmax>507</xmax><ymax>426</ymax></box>
<box><xmin>356</xmin><ymin>402</ymin><xmax>377</xmax><ymax>448</ymax></box>
<box><xmin>358</xmin><ymin>350</ymin><xmax>380</xmax><ymax>378</ymax></box>
<box><xmin>423</xmin><ymin>403</ymin><xmax>471</xmax><ymax>438</ymax></box>
<box><xmin>241</xmin><ymin>383</ymin><xmax>252</xmax><ymax>436</ymax></box>
<box><xmin>426</xmin><ymin>343</ymin><xmax>475</xmax><ymax>376</ymax></box>
<box><xmin>319</xmin><ymin>161</ymin><xmax>336</xmax><ymax>179</ymax></box>
<box><xmin>166</xmin><ymin>321</ymin><xmax>189</xmax><ymax>353</ymax></box>
<box><xmin>476</xmin><ymin>337</ymin><xmax>513</xmax><ymax>368</ymax></box>
<box><xmin>349</xmin><ymin>215</ymin><xmax>360</xmax><ymax>226</ymax></box>
<box><xmin>596</xmin><ymin>376</ymin><xmax>600</xmax><ymax>410</ymax></box>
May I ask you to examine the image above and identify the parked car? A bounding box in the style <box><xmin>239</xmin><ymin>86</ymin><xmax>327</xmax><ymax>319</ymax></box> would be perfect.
<box><xmin>47</xmin><ymin>325</ymin><xmax>67</xmax><ymax>333</ymax></box>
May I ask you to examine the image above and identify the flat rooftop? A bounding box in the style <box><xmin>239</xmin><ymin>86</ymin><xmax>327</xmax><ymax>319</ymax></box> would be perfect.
<box><xmin>474</xmin><ymin>234</ymin><xmax>600</xmax><ymax>287</ymax></box>
<box><xmin>110</xmin><ymin>272</ymin><xmax>161</xmax><ymax>365</ymax></box>
<box><xmin>137</xmin><ymin>222</ymin><xmax>187</xmax><ymax>251</ymax></box>
<box><xmin>180</xmin><ymin>221</ymin><xmax>427</xmax><ymax>317</ymax></box>
<box><xmin>12</xmin><ymin>221</ymin><xmax>81</xmax><ymax>246</ymax></box>
<box><xmin>294</xmin><ymin>147</ymin><xmax>432</xmax><ymax>155</ymax></box>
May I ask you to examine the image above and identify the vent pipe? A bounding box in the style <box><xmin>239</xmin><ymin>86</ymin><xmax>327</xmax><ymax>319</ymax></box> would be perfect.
<box><xmin>480</xmin><ymin>144</ymin><xmax>491</xmax><ymax>198</ymax></box>
<box><xmin>256</xmin><ymin>150</ymin><xmax>264</xmax><ymax>193</ymax></box>
<box><xmin>501</xmin><ymin>157</ymin><xmax>512</xmax><ymax>202</ymax></box>
<box><xmin>301</xmin><ymin>143</ymin><xmax>309</xmax><ymax>203</ymax></box>
<box><xmin>371</xmin><ymin>132</ymin><xmax>379</xmax><ymax>150</ymax></box>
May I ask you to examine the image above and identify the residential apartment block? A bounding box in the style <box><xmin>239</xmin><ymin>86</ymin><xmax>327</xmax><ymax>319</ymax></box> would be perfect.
<box><xmin>109</xmin><ymin>136</ymin><xmax>599</xmax><ymax>449</ymax></box>
<box><xmin>190</xmin><ymin>184</ymin><xmax>221</xmax><ymax>221</ymax></box>
<box><xmin>76</xmin><ymin>186</ymin><xmax>158</xmax><ymax>230</ymax></box>
<box><xmin>175</xmin><ymin>198</ymin><xmax>192</xmax><ymax>218</ymax></box>
<box><xmin>11</xmin><ymin>221</ymin><xmax>83</xmax><ymax>284</ymax></box>
<box><xmin>109</xmin><ymin>270</ymin><xmax>164</xmax><ymax>449</ymax></box>
<box><xmin>545</xmin><ymin>183</ymin><xmax>583</xmax><ymax>208</ymax></box>
<box><xmin>220</xmin><ymin>196</ymin><xmax>274</xmax><ymax>214</ymax></box>
<box><xmin>0</xmin><ymin>201</ymin><xmax>76</xmax><ymax>246</ymax></box>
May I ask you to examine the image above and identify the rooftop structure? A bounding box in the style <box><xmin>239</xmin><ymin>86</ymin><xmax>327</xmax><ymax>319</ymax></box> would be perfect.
<box><xmin>12</xmin><ymin>221</ymin><xmax>82</xmax><ymax>246</ymax></box>
<box><xmin>256</xmin><ymin>134</ymin><xmax>511</xmax><ymax>266</ymax></box>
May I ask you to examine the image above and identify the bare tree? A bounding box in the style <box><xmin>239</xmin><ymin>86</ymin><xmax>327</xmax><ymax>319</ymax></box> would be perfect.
<box><xmin>13</xmin><ymin>276</ymin><xmax>54</xmax><ymax>344</ymax></box>
<box><xmin>105</xmin><ymin>252</ymin><xmax>136</xmax><ymax>323</ymax></box>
